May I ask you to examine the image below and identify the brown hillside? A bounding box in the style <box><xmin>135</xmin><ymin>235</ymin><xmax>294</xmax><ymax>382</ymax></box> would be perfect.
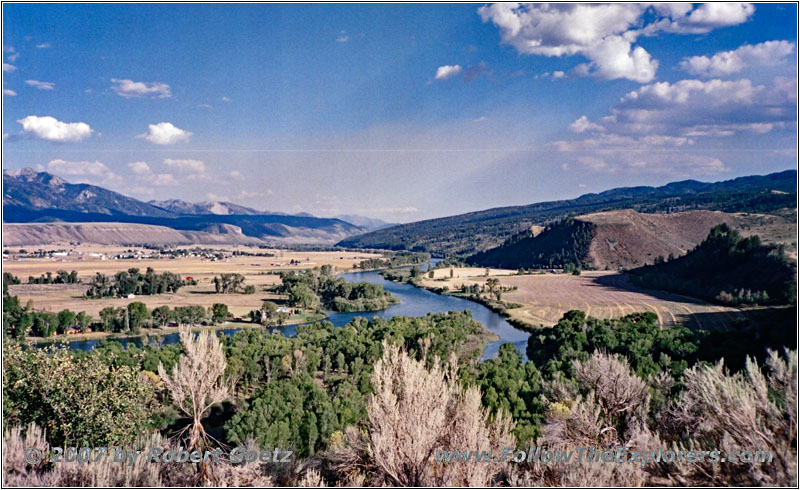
<box><xmin>2</xmin><ymin>222</ymin><xmax>260</xmax><ymax>247</ymax></box>
<box><xmin>579</xmin><ymin>209</ymin><xmax>796</xmax><ymax>270</ymax></box>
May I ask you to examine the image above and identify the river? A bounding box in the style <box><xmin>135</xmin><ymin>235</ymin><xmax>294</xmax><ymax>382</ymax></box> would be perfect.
<box><xmin>53</xmin><ymin>262</ymin><xmax>531</xmax><ymax>360</ymax></box>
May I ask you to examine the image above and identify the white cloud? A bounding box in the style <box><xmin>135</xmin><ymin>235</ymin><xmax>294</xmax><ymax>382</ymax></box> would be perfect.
<box><xmin>3</xmin><ymin>89</ymin><xmax>17</xmax><ymax>96</ymax></box>
<box><xmin>552</xmin><ymin>74</ymin><xmax>792</xmax><ymax>177</ymax></box>
<box><xmin>17</xmin><ymin>115</ymin><xmax>93</xmax><ymax>142</ymax></box>
<box><xmin>198</xmin><ymin>103</ymin><xmax>213</xmax><ymax>109</ymax></box>
<box><xmin>434</xmin><ymin>65</ymin><xmax>463</xmax><ymax>80</ymax></box>
<box><xmin>25</xmin><ymin>80</ymin><xmax>55</xmax><ymax>90</ymax></box>
<box><xmin>569</xmin><ymin>115</ymin><xmax>605</xmax><ymax>133</ymax></box>
<box><xmin>662</xmin><ymin>3</ymin><xmax>756</xmax><ymax>34</ymax></box>
<box><xmin>478</xmin><ymin>3</ymin><xmax>755</xmax><ymax>83</ymax></box>
<box><xmin>3</xmin><ymin>63</ymin><xmax>16</xmax><ymax>72</ymax></box>
<box><xmin>127</xmin><ymin>161</ymin><xmax>152</xmax><ymax>175</ymax></box>
<box><xmin>35</xmin><ymin>43</ymin><xmax>51</xmax><ymax>49</ymax></box>
<box><xmin>336</xmin><ymin>31</ymin><xmax>349</xmax><ymax>43</ymax></box>
<box><xmin>47</xmin><ymin>159</ymin><xmax>121</xmax><ymax>185</ymax></box>
<box><xmin>478</xmin><ymin>3</ymin><xmax>656</xmax><ymax>82</ymax></box>
<box><xmin>220</xmin><ymin>96</ymin><xmax>231</xmax><ymax>102</ymax></box>
<box><xmin>138</xmin><ymin>122</ymin><xmax>192</xmax><ymax>145</ymax></box>
<box><xmin>229</xmin><ymin>170</ymin><xmax>243</xmax><ymax>179</ymax></box>
<box><xmin>164</xmin><ymin>158</ymin><xmax>206</xmax><ymax>173</ymax></box>
<box><xmin>680</xmin><ymin>40</ymin><xmax>795</xmax><ymax>77</ymax></box>
<box><xmin>4</xmin><ymin>46</ymin><xmax>20</xmax><ymax>62</ymax></box>
<box><xmin>567</xmin><ymin>77</ymin><xmax>797</xmax><ymax>141</ymax></box>
<box><xmin>127</xmin><ymin>161</ymin><xmax>178</xmax><ymax>186</ymax></box>
<box><xmin>111</xmin><ymin>78</ymin><xmax>172</xmax><ymax>98</ymax></box>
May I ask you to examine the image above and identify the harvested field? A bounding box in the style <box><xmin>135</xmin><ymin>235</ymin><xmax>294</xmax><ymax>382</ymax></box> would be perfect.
<box><xmin>420</xmin><ymin>270</ymin><xmax>742</xmax><ymax>330</ymax></box>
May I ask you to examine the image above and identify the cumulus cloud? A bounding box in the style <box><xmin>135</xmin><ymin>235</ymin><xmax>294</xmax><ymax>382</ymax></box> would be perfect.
<box><xmin>680</xmin><ymin>40</ymin><xmax>795</xmax><ymax>77</ymax></box>
<box><xmin>35</xmin><ymin>43</ymin><xmax>51</xmax><ymax>49</ymax></box>
<box><xmin>3</xmin><ymin>89</ymin><xmax>17</xmax><ymax>96</ymax></box>
<box><xmin>3</xmin><ymin>63</ymin><xmax>16</xmax><ymax>72</ymax></box>
<box><xmin>552</xmin><ymin>73</ymin><xmax>793</xmax><ymax>177</ymax></box>
<box><xmin>657</xmin><ymin>3</ymin><xmax>756</xmax><ymax>34</ymax></box>
<box><xmin>478</xmin><ymin>3</ymin><xmax>756</xmax><ymax>83</ymax></box>
<box><xmin>47</xmin><ymin>159</ymin><xmax>121</xmax><ymax>185</ymax></box>
<box><xmin>127</xmin><ymin>161</ymin><xmax>152</xmax><ymax>175</ymax></box>
<box><xmin>25</xmin><ymin>80</ymin><xmax>55</xmax><ymax>90</ymax></box>
<box><xmin>164</xmin><ymin>158</ymin><xmax>206</xmax><ymax>174</ymax></box>
<box><xmin>111</xmin><ymin>78</ymin><xmax>172</xmax><ymax>98</ymax></box>
<box><xmin>138</xmin><ymin>122</ymin><xmax>192</xmax><ymax>145</ymax></box>
<box><xmin>569</xmin><ymin>115</ymin><xmax>605</xmax><ymax>133</ymax></box>
<box><xmin>17</xmin><ymin>115</ymin><xmax>93</xmax><ymax>142</ymax></box>
<box><xmin>127</xmin><ymin>161</ymin><xmax>177</xmax><ymax>186</ymax></box>
<box><xmin>336</xmin><ymin>31</ymin><xmax>349</xmax><ymax>43</ymax></box>
<box><xmin>434</xmin><ymin>65</ymin><xmax>463</xmax><ymax>80</ymax></box>
<box><xmin>553</xmin><ymin>77</ymin><xmax>795</xmax><ymax>145</ymax></box>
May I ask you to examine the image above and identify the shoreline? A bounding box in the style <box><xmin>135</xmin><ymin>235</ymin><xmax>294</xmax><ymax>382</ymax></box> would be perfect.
<box><xmin>27</xmin><ymin>312</ymin><xmax>329</xmax><ymax>345</ymax></box>
<box><xmin>385</xmin><ymin>272</ymin><xmax>541</xmax><ymax>334</ymax></box>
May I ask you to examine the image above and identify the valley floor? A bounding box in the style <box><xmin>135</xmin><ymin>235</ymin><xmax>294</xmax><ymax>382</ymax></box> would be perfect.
<box><xmin>418</xmin><ymin>267</ymin><xmax>742</xmax><ymax>330</ymax></box>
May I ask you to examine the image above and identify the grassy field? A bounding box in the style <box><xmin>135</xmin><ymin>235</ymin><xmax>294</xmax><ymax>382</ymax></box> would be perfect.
<box><xmin>4</xmin><ymin>246</ymin><xmax>382</xmax><ymax>319</ymax></box>
<box><xmin>419</xmin><ymin>269</ymin><xmax>742</xmax><ymax>330</ymax></box>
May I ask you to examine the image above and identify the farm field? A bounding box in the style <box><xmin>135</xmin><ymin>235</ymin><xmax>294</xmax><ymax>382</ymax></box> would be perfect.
<box><xmin>3</xmin><ymin>247</ymin><xmax>383</xmax><ymax>319</ymax></box>
<box><xmin>419</xmin><ymin>269</ymin><xmax>742</xmax><ymax>330</ymax></box>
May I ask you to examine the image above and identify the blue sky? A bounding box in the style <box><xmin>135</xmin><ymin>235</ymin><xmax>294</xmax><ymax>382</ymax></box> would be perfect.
<box><xmin>2</xmin><ymin>3</ymin><xmax>797</xmax><ymax>221</ymax></box>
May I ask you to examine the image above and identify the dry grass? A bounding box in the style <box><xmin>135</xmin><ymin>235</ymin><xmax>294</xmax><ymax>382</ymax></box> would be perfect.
<box><xmin>4</xmin><ymin>247</ymin><xmax>382</xmax><ymax>323</ymax></box>
<box><xmin>421</xmin><ymin>270</ymin><xmax>741</xmax><ymax>330</ymax></box>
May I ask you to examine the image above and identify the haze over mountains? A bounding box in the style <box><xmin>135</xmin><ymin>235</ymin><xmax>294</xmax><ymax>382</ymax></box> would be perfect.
<box><xmin>338</xmin><ymin>170</ymin><xmax>798</xmax><ymax>256</ymax></box>
<box><xmin>3</xmin><ymin>168</ymin><xmax>796</xmax><ymax>253</ymax></box>
<box><xmin>3</xmin><ymin>168</ymin><xmax>367</xmax><ymax>245</ymax></box>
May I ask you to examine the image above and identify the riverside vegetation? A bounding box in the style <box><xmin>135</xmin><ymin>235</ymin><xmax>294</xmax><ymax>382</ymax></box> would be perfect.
<box><xmin>3</xmin><ymin>304</ymin><xmax>796</xmax><ymax>486</ymax></box>
<box><xmin>2</xmin><ymin>225</ymin><xmax>797</xmax><ymax>486</ymax></box>
<box><xmin>2</xmin><ymin>264</ymin><xmax>397</xmax><ymax>340</ymax></box>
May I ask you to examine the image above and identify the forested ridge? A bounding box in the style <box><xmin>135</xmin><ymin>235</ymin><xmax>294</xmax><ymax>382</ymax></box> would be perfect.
<box><xmin>629</xmin><ymin>224</ymin><xmax>797</xmax><ymax>306</ymax></box>
<box><xmin>467</xmin><ymin>218</ymin><xmax>594</xmax><ymax>270</ymax></box>
<box><xmin>338</xmin><ymin>170</ymin><xmax>796</xmax><ymax>256</ymax></box>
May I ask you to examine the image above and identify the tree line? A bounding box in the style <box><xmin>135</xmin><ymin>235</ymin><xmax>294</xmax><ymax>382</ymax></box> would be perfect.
<box><xmin>85</xmin><ymin>267</ymin><xmax>186</xmax><ymax>298</ymax></box>
<box><xmin>2</xmin><ymin>297</ymin><xmax>233</xmax><ymax>338</ymax></box>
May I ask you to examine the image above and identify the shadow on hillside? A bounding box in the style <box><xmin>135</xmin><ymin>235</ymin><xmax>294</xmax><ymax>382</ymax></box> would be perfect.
<box><xmin>693</xmin><ymin>306</ymin><xmax>797</xmax><ymax>370</ymax></box>
<box><xmin>589</xmin><ymin>272</ymin><xmax>715</xmax><ymax>306</ymax></box>
<box><xmin>585</xmin><ymin>273</ymin><xmax>744</xmax><ymax>330</ymax></box>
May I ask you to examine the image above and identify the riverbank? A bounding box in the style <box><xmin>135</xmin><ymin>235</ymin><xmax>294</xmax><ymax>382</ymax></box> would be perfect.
<box><xmin>379</xmin><ymin>267</ymin><xmax>540</xmax><ymax>333</ymax></box>
<box><xmin>27</xmin><ymin>311</ymin><xmax>328</xmax><ymax>345</ymax></box>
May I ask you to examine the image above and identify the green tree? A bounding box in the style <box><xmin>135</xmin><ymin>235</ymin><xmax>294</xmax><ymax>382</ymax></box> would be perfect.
<box><xmin>3</xmin><ymin>343</ymin><xmax>156</xmax><ymax>446</ymax></box>
<box><xmin>127</xmin><ymin>302</ymin><xmax>150</xmax><ymax>331</ymax></box>
<box><xmin>57</xmin><ymin>309</ymin><xmax>77</xmax><ymax>335</ymax></box>
<box><xmin>151</xmin><ymin>305</ymin><xmax>172</xmax><ymax>327</ymax></box>
<box><xmin>210</xmin><ymin>303</ymin><xmax>231</xmax><ymax>324</ymax></box>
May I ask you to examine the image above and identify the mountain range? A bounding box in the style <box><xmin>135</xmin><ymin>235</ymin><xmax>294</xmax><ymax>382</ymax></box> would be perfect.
<box><xmin>337</xmin><ymin>170</ymin><xmax>798</xmax><ymax>256</ymax></box>
<box><xmin>3</xmin><ymin>168</ymin><xmax>368</xmax><ymax>245</ymax></box>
